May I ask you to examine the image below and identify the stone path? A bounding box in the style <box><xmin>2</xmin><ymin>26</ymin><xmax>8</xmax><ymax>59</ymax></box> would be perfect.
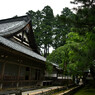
<box><xmin>22</xmin><ymin>86</ymin><xmax>64</xmax><ymax>95</ymax></box>
<box><xmin>10</xmin><ymin>84</ymin><xmax>79</xmax><ymax>95</ymax></box>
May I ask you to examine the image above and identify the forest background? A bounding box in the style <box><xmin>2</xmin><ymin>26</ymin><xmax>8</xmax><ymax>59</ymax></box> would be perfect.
<box><xmin>26</xmin><ymin>0</ymin><xmax>95</xmax><ymax>82</ymax></box>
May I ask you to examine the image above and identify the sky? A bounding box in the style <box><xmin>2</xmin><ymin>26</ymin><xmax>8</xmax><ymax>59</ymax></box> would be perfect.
<box><xmin>0</xmin><ymin>0</ymin><xmax>76</xmax><ymax>20</ymax></box>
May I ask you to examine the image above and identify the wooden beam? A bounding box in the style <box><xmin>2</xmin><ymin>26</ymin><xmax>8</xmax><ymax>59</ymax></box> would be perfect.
<box><xmin>0</xmin><ymin>60</ymin><xmax>42</xmax><ymax>70</ymax></box>
<box><xmin>0</xmin><ymin>45</ymin><xmax>45</xmax><ymax>66</ymax></box>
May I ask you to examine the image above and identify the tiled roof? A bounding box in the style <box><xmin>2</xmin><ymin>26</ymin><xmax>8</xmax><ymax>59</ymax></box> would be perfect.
<box><xmin>0</xmin><ymin>36</ymin><xmax>46</xmax><ymax>62</ymax></box>
<box><xmin>0</xmin><ymin>20</ymin><xmax>29</xmax><ymax>36</ymax></box>
<box><xmin>0</xmin><ymin>15</ymin><xmax>46</xmax><ymax>62</ymax></box>
<box><xmin>51</xmin><ymin>63</ymin><xmax>62</xmax><ymax>70</ymax></box>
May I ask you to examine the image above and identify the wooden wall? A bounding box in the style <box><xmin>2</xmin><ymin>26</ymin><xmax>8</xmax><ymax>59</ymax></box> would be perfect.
<box><xmin>0</xmin><ymin>46</ymin><xmax>45</xmax><ymax>89</ymax></box>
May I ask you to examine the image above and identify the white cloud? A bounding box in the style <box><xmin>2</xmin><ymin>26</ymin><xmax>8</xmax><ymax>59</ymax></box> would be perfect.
<box><xmin>0</xmin><ymin>0</ymin><xmax>75</xmax><ymax>20</ymax></box>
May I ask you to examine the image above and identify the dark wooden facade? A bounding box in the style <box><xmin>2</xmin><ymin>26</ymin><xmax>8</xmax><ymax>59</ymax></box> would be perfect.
<box><xmin>0</xmin><ymin>16</ymin><xmax>46</xmax><ymax>89</ymax></box>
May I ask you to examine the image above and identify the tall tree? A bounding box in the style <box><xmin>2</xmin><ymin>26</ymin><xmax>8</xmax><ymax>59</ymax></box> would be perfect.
<box><xmin>47</xmin><ymin>0</ymin><xmax>95</xmax><ymax>81</ymax></box>
<box><xmin>27</xmin><ymin>6</ymin><xmax>54</xmax><ymax>57</ymax></box>
<box><xmin>27</xmin><ymin>10</ymin><xmax>43</xmax><ymax>52</ymax></box>
<box><xmin>70</xmin><ymin>0</ymin><xmax>95</xmax><ymax>34</ymax></box>
<box><xmin>40</xmin><ymin>6</ymin><xmax>54</xmax><ymax>57</ymax></box>
<box><xmin>52</xmin><ymin>7</ymin><xmax>75</xmax><ymax>49</ymax></box>
<box><xmin>71</xmin><ymin>0</ymin><xmax>95</xmax><ymax>79</ymax></box>
<box><xmin>47</xmin><ymin>32</ymin><xmax>86</xmax><ymax>75</ymax></box>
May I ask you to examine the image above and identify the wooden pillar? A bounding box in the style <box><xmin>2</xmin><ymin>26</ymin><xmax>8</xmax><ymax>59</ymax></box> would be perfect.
<box><xmin>62</xmin><ymin>73</ymin><xmax>63</xmax><ymax>79</ymax></box>
<box><xmin>29</xmin><ymin>67</ymin><xmax>31</xmax><ymax>86</ymax></box>
<box><xmin>17</xmin><ymin>65</ymin><xmax>21</xmax><ymax>88</ymax></box>
<box><xmin>57</xmin><ymin>72</ymin><xmax>58</xmax><ymax>79</ymax></box>
<box><xmin>0</xmin><ymin>63</ymin><xmax>6</xmax><ymax>89</ymax></box>
<box><xmin>0</xmin><ymin>83</ymin><xmax>3</xmax><ymax>89</ymax></box>
<box><xmin>29</xmin><ymin>67</ymin><xmax>31</xmax><ymax>80</ymax></box>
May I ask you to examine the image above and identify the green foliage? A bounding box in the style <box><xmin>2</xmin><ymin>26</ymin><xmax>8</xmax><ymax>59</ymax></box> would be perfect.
<box><xmin>27</xmin><ymin>6</ymin><xmax>74</xmax><ymax>57</ymax></box>
<box><xmin>71</xmin><ymin>0</ymin><xmax>95</xmax><ymax>34</ymax></box>
<box><xmin>46</xmin><ymin>0</ymin><xmax>95</xmax><ymax>78</ymax></box>
<box><xmin>27</xmin><ymin>6</ymin><xmax>54</xmax><ymax>57</ymax></box>
<box><xmin>52</xmin><ymin>8</ymin><xmax>75</xmax><ymax>49</ymax></box>
<box><xmin>85</xmin><ymin>32</ymin><xmax>95</xmax><ymax>63</ymax></box>
<box><xmin>71</xmin><ymin>0</ymin><xmax>95</xmax><ymax>78</ymax></box>
<box><xmin>46</xmin><ymin>61</ymin><xmax>53</xmax><ymax>74</ymax></box>
<box><xmin>71</xmin><ymin>0</ymin><xmax>95</xmax><ymax>7</ymax></box>
<box><xmin>47</xmin><ymin>45</ymin><xmax>69</xmax><ymax>74</ymax></box>
<box><xmin>47</xmin><ymin>31</ymin><xmax>95</xmax><ymax>76</ymax></box>
<box><xmin>26</xmin><ymin>1</ymin><xmax>95</xmax><ymax>78</ymax></box>
<box><xmin>47</xmin><ymin>32</ymin><xmax>83</xmax><ymax>75</ymax></box>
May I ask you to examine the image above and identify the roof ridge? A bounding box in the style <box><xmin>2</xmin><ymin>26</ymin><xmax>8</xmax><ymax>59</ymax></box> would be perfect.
<box><xmin>0</xmin><ymin>15</ymin><xmax>30</xmax><ymax>24</ymax></box>
<box><xmin>0</xmin><ymin>15</ymin><xmax>31</xmax><ymax>36</ymax></box>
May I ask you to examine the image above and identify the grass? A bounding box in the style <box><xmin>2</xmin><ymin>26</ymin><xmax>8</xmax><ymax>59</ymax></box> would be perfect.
<box><xmin>52</xmin><ymin>86</ymin><xmax>76</xmax><ymax>95</ymax></box>
<box><xmin>74</xmin><ymin>85</ymin><xmax>95</xmax><ymax>95</ymax></box>
<box><xmin>52</xmin><ymin>89</ymin><xmax>68</xmax><ymax>95</ymax></box>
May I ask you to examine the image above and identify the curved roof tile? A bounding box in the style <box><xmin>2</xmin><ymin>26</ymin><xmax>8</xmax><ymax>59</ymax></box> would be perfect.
<box><xmin>0</xmin><ymin>36</ymin><xmax>46</xmax><ymax>62</ymax></box>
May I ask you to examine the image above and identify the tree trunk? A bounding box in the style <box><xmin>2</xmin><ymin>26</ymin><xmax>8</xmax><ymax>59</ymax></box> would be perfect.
<box><xmin>44</xmin><ymin>44</ymin><xmax>47</xmax><ymax>57</ymax></box>
<box><xmin>90</xmin><ymin>66</ymin><xmax>95</xmax><ymax>80</ymax></box>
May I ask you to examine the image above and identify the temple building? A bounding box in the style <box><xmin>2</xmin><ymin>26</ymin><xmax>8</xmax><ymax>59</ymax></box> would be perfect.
<box><xmin>0</xmin><ymin>15</ymin><xmax>46</xmax><ymax>89</ymax></box>
<box><xmin>0</xmin><ymin>16</ymin><xmax>72</xmax><ymax>92</ymax></box>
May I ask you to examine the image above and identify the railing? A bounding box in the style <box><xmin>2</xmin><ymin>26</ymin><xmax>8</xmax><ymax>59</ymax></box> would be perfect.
<box><xmin>3</xmin><ymin>76</ymin><xmax>18</xmax><ymax>80</ymax></box>
<box><xmin>1</xmin><ymin>80</ymin><xmax>42</xmax><ymax>89</ymax></box>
